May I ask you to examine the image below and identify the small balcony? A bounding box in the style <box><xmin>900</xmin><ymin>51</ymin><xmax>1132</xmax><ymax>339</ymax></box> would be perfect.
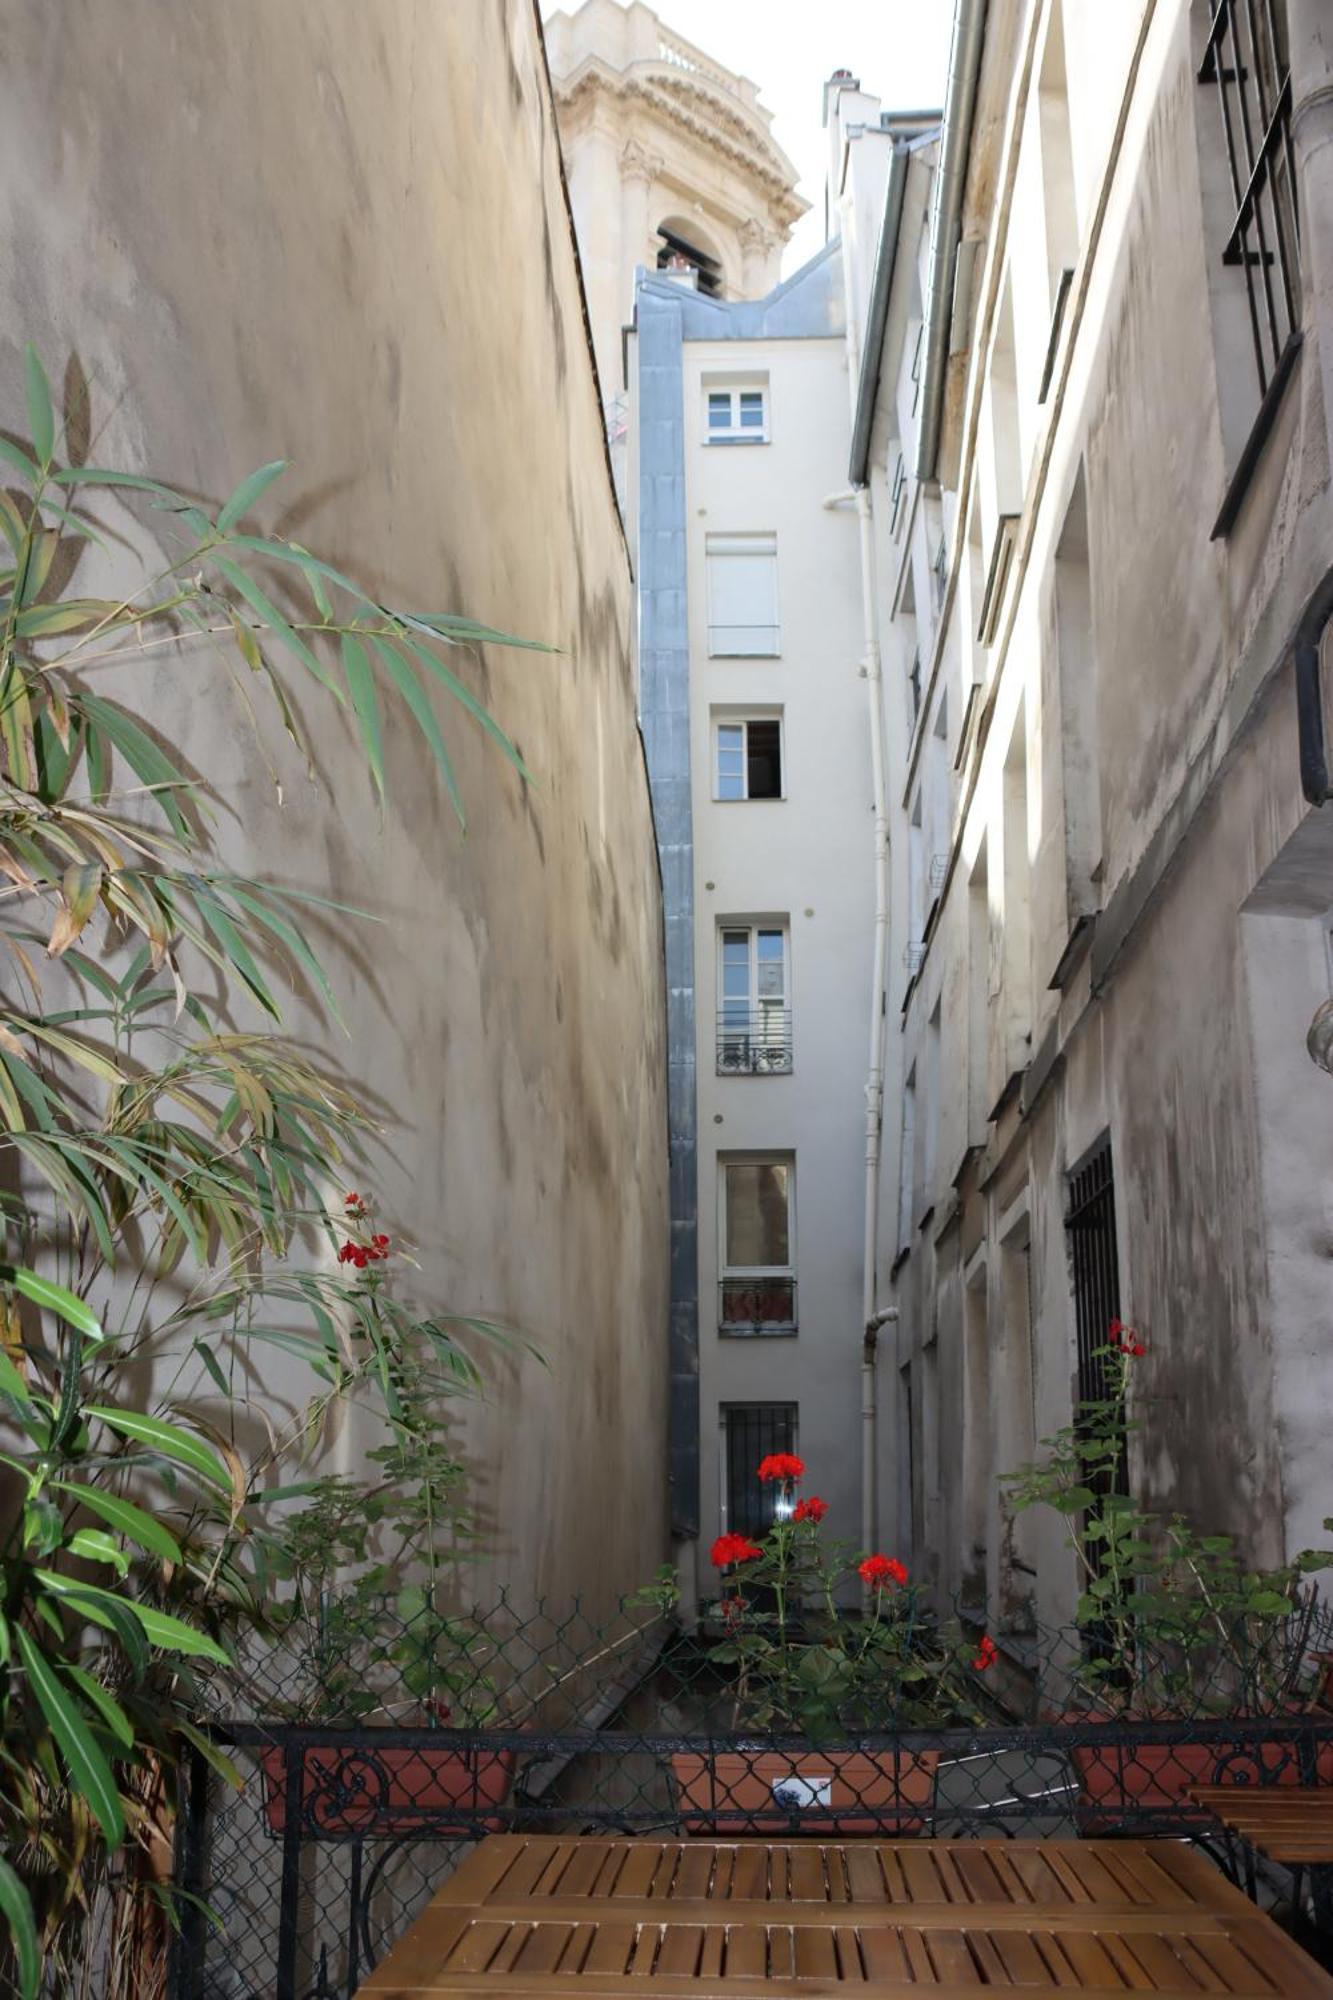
<box><xmin>716</xmin><ymin>1008</ymin><xmax>792</xmax><ymax>1076</ymax></box>
<box><xmin>719</xmin><ymin>1276</ymin><xmax>797</xmax><ymax>1334</ymax></box>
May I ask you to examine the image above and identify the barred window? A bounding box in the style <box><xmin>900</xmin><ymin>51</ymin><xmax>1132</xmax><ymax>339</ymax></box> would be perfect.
<box><xmin>1198</xmin><ymin>0</ymin><xmax>1301</xmax><ymax>533</ymax></box>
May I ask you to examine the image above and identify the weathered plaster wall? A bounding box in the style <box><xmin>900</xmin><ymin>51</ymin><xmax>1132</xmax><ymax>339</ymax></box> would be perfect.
<box><xmin>863</xmin><ymin>0</ymin><xmax>1333</xmax><ymax>1641</ymax></box>
<box><xmin>0</xmin><ymin>0</ymin><xmax>669</xmax><ymax>1607</ymax></box>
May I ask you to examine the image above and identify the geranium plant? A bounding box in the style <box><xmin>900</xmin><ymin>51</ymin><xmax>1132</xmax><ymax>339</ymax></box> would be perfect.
<box><xmin>658</xmin><ymin>1455</ymin><xmax>992</xmax><ymax>1743</ymax></box>
<box><xmin>1004</xmin><ymin>1324</ymin><xmax>1333</xmax><ymax>1717</ymax></box>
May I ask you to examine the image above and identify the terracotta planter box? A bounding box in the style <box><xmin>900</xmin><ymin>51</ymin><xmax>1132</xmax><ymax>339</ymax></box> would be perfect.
<box><xmin>259</xmin><ymin>1742</ymin><xmax>516</xmax><ymax>1837</ymax></box>
<box><xmin>670</xmin><ymin>1750</ymin><xmax>938</xmax><ymax>1837</ymax></box>
<box><xmin>1068</xmin><ymin>1727</ymin><xmax>1333</xmax><ymax>1832</ymax></box>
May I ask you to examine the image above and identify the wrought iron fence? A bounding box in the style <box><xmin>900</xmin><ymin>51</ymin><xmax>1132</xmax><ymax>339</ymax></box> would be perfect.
<box><xmin>167</xmin><ymin>1594</ymin><xmax>1333</xmax><ymax>1999</ymax></box>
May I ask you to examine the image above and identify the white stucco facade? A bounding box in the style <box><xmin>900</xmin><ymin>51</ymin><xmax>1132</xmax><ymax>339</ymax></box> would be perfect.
<box><xmin>628</xmin><ymin>243</ymin><xmax>877</xmax><ymax>1595</ymax></box>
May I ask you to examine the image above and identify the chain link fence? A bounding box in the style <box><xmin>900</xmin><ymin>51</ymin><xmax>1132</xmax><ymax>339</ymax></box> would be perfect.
<box><xmin>167</xmin><ymin>1593</ymin><xmax>1333</xmax><ymax>1998</ymax></box>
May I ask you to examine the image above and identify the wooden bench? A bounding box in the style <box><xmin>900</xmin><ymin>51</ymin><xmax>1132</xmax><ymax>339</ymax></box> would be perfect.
<box><xmin>357</xmin><ymin>1832</ymin><xmax>1333</xmax><ymax>1994</ymax></box>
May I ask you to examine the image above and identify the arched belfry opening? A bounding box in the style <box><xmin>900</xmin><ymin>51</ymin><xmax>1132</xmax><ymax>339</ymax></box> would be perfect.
<box><xmin>655</xmin><ymin>216</ymin><xmax>725</xmax><ymax>297</ymax></box>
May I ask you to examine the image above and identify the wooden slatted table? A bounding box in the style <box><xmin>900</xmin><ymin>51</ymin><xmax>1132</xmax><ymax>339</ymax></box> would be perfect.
<box><xmin>356</xmin><ymin>1834</ymin><xmax>1333</xmax><ymax>1995</ymax></box>
<box><xmin>1187</xmin><ymin>1788</ymin><xmax>1333</xmax><ymax>1865</ymax></box>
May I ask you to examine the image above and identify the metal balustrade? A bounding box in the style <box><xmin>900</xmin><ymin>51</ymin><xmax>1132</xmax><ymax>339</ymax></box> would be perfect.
<box><xmin>715</xmin><ymin>1007</ymin><xmax>792</xmax><ymax>1074</ymax></box>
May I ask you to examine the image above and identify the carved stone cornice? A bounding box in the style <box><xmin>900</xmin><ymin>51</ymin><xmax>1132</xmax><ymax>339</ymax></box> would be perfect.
<box><xmin>621</xmin><ymin>137</ymin><xmax>665</xmax><ymax>185</ymax></box>
<box><xmin>552</xmin><ymin>64</ymin><xmax>806</xmax><ymax>229</ymax></box>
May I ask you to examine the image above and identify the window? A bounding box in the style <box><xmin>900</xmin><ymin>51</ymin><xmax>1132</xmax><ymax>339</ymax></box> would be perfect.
<box><xmin>722</xmin><ymin>1403</ymin><xmax>798</xmax><ymax>1535</ymax></box>
<box><xmin>706</xmin><ymin>384</ymin><xmax>769</xmax><ymax>444</ymax></box>
<box><xmin>1066</xmin><ymin>1139</ymin><xmax>1129</xmax><ymax>1619</ymax></box>
<box><xmin>706</xmin><ymin>534</ymin><xmax>779</xmax><ymax>656</ymax></box>
<box><xmin>1052</xmin><ymin>467</ymin><xmax>1101</xmax><ymax>977</ymax></box>
<box><xmin>1196</xmin><ymin>1</ymin><xmax>1301</xmax><ymax>534</ymax></box>
<box><xmin>714</xmin><ymin>716</ymin><xmax>782</xmax><ymax>800</ymax></box>
<box><xmin>718</xmin><ymin>924</ymin><xmax>791</xmax><ymax>1074</ymax></box>
<box><xmin>719</xmin><ymin>1155</ymin><xmax>795</xmax><ymax>1331</ymax></box>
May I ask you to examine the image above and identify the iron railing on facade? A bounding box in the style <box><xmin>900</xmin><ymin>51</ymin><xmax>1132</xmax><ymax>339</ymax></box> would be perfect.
<box><xmin>715</xmin><ymin>1007</ymin><xmax>792</xmax><ymax>1075</ymax></box>
<box><xmin>163</xmin><ymin>1591</ymin><xmax>1333</xmax><ymax>1999</ymax></box>
<box><xmin>717</xmin><ymin>1275</ymin><xmax>797</xmax><ymax>1332</ymax></box>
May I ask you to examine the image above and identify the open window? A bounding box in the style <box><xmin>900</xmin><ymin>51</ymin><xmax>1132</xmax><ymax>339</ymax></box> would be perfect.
<box><xmin>713</xmin><ymin>713</ymin><xmax>783</xmax><ymax>800</ymax></box>
<box><xmin>719</xmin><ymin>1155</ymin><xmax>796</xmax><ymax>1332</ymax></box>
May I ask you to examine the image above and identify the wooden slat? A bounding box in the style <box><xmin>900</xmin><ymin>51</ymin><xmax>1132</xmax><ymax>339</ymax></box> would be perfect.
<box><xmin>356</xmin><ymin>1834</ymin><xmax>1333</xmax><ymax>1996</ymax></box>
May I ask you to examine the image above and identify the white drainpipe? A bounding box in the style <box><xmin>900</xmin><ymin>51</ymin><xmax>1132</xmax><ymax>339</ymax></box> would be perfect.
<box><xmin>836</xmin><ymin>179</ymin><xmax>895</xmax><ymax>1557</ymax></box>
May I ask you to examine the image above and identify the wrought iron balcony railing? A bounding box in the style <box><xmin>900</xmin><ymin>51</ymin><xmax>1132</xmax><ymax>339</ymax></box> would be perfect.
<box><xmin>716</xmin><ymin>1008</ymin><xmax>792</xmax><ymax>1075</ymax></box>
<box><xmin>719</xmin><ymin>1275</ymin><xmax>797</xmax><ymax>1333</ymax></box>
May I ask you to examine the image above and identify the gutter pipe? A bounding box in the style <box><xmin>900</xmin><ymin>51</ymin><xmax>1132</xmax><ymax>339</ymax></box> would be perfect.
<box><xmin>862</xmin><ymin>1307</ymin><xmax>899</xmax><ymax>1558</ymax></box>
<box><xmin>836</xmin><ymin>178</ymin><xmax>898</xmax><ymax>1562</ymax></box>
<box><xmin>849</xmin><ymin>143</ymin><xmax>910</xmax><ymax>487</ymax></box>
<box><xmin>914</xmin><ymin>0</ymin><xmax>988</xmax><ymax>484</ymax></box>
<box><xmin>1296</xmin><ymin>565</ymin><xmax>1333</xmax><ymax>805</ymax></box>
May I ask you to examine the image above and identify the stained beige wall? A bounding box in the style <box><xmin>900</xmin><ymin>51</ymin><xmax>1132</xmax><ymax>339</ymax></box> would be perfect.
<box><xmin>0</xmin><ymin>0</ymin><xmax>669</xmax><ymax>1609</ymax></box>
<box><xmin>860</xmin><ymin>0</ymin><xmax>1333</xmax><ymax>1642</ymax></box>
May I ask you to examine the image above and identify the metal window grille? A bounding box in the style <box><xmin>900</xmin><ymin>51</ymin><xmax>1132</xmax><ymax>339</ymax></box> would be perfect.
<box><xmin>723</xmin><ymin>1402</ymin><xmax>798</xmax><ymax>1536</ymax></box>
<box><xmin>1065</xmin><ymin>1139</ymin><xmax>1128</xmax><ymax>1493</ymax></box>
<box><xmin>1198</xmin><ymin>0</ymin><xmax>1300</xmax><ymax>410</ymax></box>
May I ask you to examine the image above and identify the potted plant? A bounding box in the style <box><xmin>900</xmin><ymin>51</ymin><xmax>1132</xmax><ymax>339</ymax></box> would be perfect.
<box><xmin>652</xmin><ymin>1455</ymin><xmax>993</xmax><ymax>1835</ymax></box>
<box><xmin>1005</xmin><ymin>1324</ymin><xmax>1333</xmax><ymax>1824</ymax></box>
<box><xmin>247</xmin><ymin>1249</ymin><xmax>520</xmax><ymax>1837</ymax></box>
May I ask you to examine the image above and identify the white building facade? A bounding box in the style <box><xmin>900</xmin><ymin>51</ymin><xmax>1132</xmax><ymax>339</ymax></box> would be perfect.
<box><xmin>628</xmin><ymin>246</ymin><xmax>878</xmax><ymax>1586</ymax></box>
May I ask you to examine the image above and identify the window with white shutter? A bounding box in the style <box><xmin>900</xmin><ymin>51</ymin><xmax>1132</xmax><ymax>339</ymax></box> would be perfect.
<box><xmin>706</xmin><ymin>533</ymin><xmax>779</xmax><ymax>657</ymax></box>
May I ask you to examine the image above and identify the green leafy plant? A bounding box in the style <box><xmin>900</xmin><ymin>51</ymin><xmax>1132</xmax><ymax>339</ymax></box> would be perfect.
<box><xmin>649</xmin><ymin>1455</ymin><xmax>990</xmax><ymax>1744</ymax></box>
<box><xmin>1004</xmin><ymin>1325</ymin><xmax>1333</xmax><ymax>1717</ymax></box>
<box><xmin>0</xmin><ymin>347</ymin><xmax>541</xmax><ymax>1994</ymax></box>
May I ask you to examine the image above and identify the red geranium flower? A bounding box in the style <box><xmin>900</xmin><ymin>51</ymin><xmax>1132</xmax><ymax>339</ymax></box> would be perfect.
<box><xmin>711</xmin><ymin>1532</ymin><xmax>763</xmax><ymax>1569</ymax></box>
<box><xmin>972</xmin><ymin>1634</ymin><xmax>998</xmax><ymax>1672</ymax></box>
<box><xmin>793</xmin><ymin>1495</ymin><xmax>828</xmax><ymax>1524</ymax></box>
<box><xmin>1109</xmin><ymin>1321</ymin><xmax>1147</xmax><ymax>1357</ymax></box>
<box><xmin>756</xmin><ymin>1453</ymin><xmax>805</xmax><ymax>1484</ymax></box>
<box><xmin>859</xmin><ymin>1554</ymin><xmax>908</xmax><ymax>1589</ymax></box>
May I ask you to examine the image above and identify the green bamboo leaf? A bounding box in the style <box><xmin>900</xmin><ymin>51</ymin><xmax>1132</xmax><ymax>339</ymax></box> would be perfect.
<box><xmin>400</xmin><ymin>608</ymin><xmax>555</xmax><ymax>653</ymax></box>
<box><xmin>51</xmin><ymin>1483</ymin><xmax>181</xmax><ymax>1564</ymax></box>
<box><xmin>0</xmin><ymin>436</ymin><xmax>40</xmax><ymax>485</ymax></box>
<box><xmin>187</xmin><ymin>880</ymin><xmax>280</xmax><ymax>1020</ymax></box>
<box><xmin>23</xmin><ymin>347</ymin><xmax>54</xmax><ymax>465</ymax></box>
<box><xmin>83</xmin><ymin>1405</ymin><xmax>230</xmax><ymax>1489</ymax></box>
<box><xmin>0</xmin><ymin>489</ymin><xmax>26</xmax><ymax>556</ymax></box>
<box><xmin>399</xmin><ymin>631</ymin><xmax>532</xmax><ymax>782</ymax></box>
<box><xmin>209</xmin><ymin>555</ymin><xmax>342</xmax><ymax>699</ymax></box>
<box><xmin>216</xmin><ymin>460</ymin><xmax>289</xmax><ymax>533</ymax></box>
<box><xmin>340</xmin><ymin>632</ymin><xmax>384</xmax><ymax>806</ymax></box>
<box><xmin>76</xmin><ymin>694</ymin><xmax>191</xmax><ymax>837</ymax></box>
<box><xmin>226</xmin><ymin>883</ymin><xmax>342</xmax><ymax>1026</ymax></box>
<box><xmin>62</xmin><ymin>1664</ymin><xmax>134</xmax><ymax>1748</ymax></box>
<box><xmin>1</xmin><ymin>1266</ymin><xmax>105</xmax><ymax>1344</ymax></box>
<box><xmin>49</xmin><ymin>465</ymin><xmax>180</xmax><ymax>501</ymax></box>
<box><xmin>15</xmin><ymin>598</ymin><xmax>117</xmax><ymax>638</ymax></box>
<box><xmin>191</xmin><ymin>1337</ymin><xmax>230</xmax><ymax>1398</ymax></box>
<box><xmin>371</xmin><ymin>635</ymin><xmax>464</xmax><ymax>827</ymax></box>
<box><xmin>0</xmin><ymin>1856</ymin><xmax>40</xmax><ymax>2000</ymax></box>
<box><xmin>15</xmin><ymin>1626</ymin><xmax>125</xmax><ymax>1844</ymax></box>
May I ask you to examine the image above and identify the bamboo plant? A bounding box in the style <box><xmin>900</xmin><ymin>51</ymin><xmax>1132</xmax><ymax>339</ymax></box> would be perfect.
<box><xmin>0</xmin><ymin>346</ymin><xmax>541</xmax><ymax>1995</ymax></box>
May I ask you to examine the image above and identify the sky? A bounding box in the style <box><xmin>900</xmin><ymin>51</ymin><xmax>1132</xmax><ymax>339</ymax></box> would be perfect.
<box><xmin>544</xmin><ymin>1</ymin><xmax>954</xmax><ymax>271</ymax></box>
